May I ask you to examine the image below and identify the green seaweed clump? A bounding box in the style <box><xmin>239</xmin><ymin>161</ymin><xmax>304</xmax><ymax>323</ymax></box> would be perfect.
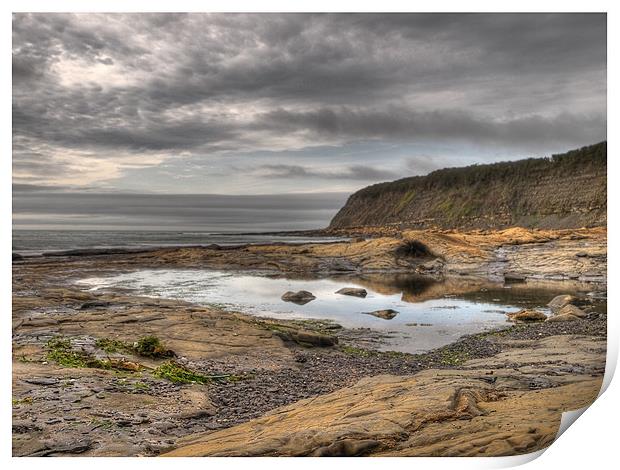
<box><xmin>95</xmin><ymin>338</ymin><xmax>130</xmax><ymax>354</ymax></box>
<box><xmin>152</xmin><ymin>361</ymin><xmax>213</xmax><ymax>384</ymax></box>
<box><xmin>46</xmin><ymin>337</ymin><xmax>110</xmax><ymax>369</ymax></box>
<box><xmin>134</xmin><ymin>336</ymin><xmax>175</xmax><ymax>358</ymax></box>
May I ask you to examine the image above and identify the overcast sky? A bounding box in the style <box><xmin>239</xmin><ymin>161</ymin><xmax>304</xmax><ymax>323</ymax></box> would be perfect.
<box><xmin>12</xmin><ymin>13</ymin><xmax>606</xmax><ymax>230</ymax></box>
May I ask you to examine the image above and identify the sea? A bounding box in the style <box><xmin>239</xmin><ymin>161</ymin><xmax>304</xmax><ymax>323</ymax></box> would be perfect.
<box><xmin>12</xmin><ymin>229</ymin><xmax>345</xmax><ymax>257</ymax></box>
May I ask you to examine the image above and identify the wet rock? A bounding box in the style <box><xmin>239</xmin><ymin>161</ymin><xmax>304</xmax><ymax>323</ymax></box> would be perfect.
<box><xmin>547</xmin><ymin>295</ymin><xmax>578</xmax><ymax>312</ymax></box>
<box><xmin>363</xmin><ymin>309</ymin><xmax>398</xmax><ymax>320</ymax></box>
<box><xmin>281</xmin><ymin>290</ymin><xmax>316</xmax><ymax>305</ymax></box>
<box><xmin>335</xmin><ymin>287</ymin><xmax>367</xmax><ymax>298</ymax></box>
<box><xmin>506</xmin><ymin>309</ymin><xmax>546</xmax><ymax>323</ymax></box>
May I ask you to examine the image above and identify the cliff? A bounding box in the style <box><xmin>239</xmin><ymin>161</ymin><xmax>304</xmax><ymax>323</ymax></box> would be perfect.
<box><xmin>329</xmin><ymin>142</ymin><xmax>607</xmax><ymax>230</ymax></box>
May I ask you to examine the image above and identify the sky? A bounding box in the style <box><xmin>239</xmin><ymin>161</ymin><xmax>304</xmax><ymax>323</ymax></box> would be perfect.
<box><xmin>12</xmin><ymin>13</ymin><xmax>607</xmax><ymax>230</ymax></box>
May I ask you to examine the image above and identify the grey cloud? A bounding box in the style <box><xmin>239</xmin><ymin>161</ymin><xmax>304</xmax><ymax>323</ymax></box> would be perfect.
<box><xmin>258</xmin><ymin>107</ymin><xmax>606</xmax><ymax>150</ymax></box>
<box><xmin>256</xmin><ymin>164</ymin><xmax>399</xmax><ymax>181</ymax></box>
<box><xmin>12</xmin><ymin>13</ymin><xmax>606</xmax><ymax>193</ymax></box>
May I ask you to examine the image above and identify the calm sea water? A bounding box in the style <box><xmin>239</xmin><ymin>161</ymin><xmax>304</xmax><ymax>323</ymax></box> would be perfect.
<box><xmin>12</xmin><ymin>229</ymin><xmax>345</xmax><ymax>256</ymax></box>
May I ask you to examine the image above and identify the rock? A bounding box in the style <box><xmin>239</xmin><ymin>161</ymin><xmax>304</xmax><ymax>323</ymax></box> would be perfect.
<box><xmin>32</xmin><ymin>438</ymin><xmax>92</xmax><ymax>456</ymax></box>
<box><xmin>275</xmin><ymin>329</ymin><xmax>338</xmax><ymax>347</ymax></box>
<box><xmin>23</xmin><ymin>377</ymin><xmax>59</xmax><ymax>386</ymax></box>
<box><xmin>175</xmin><ymin>410</ymin><xmax>216</xmax><ymax>419</ymax></box>
<box><xmin>13</xmin><ymin>420</ymin><xmax>41</xmax><ymax>434</ymax></box>
<box><xmin>351</xmin><ymin>237</ymin><xmax>366</xmax><ymax>243</ymax></box>
<box><xmin>79</xmin><ymin>300</ymin><xmax>110</xmax><ymax>310</ymax></box>
<box><xmin>504</xmin><ymin>273</ymin><xmax>526</xmax><ymax>283</ymax></box>
<box><xmin>281</xmin><ymin>290</ymin><xmax>316</xmax><ymax>305</ymax></box>
<box><xmin>335</xmin><ymin>287</ymin><xmax>367</xmax><ymax>298</ymax></box>
<box><xmin>547</xmin><ymin>295</ymin><xmax>578</xmax><ymax>312</ymax></box>
<box><xmin>320</xmin><ymin>258</ymin><xmax>357</xmax><ymax>272</ymax></box>
<box><xmin>12</xmin><ymin>252</ymin><xmax>23</xmax><ymax>261</ymax></box>
<box><xmin>363</xmin><ymin>309</ymin><xmax>398</xmax><ymax>320</ymax></box>
<box><xmin>545</xmin><ymin>313</ymin><xmax>579</xmax><ymax>323</ymax></box>
<box><xmin>557</xmin><ymin>304</ymin><xmax>588</xmax><ymax>318</ymax></box>
<box><xmin>506</xmin><ymin>309</ymin><xmax>546</xmax><ymax>322</ymax></box>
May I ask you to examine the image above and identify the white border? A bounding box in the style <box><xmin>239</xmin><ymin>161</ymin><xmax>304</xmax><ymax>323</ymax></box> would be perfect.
<box><xmin>3</xmin><ymin>3</ymin><xmax>616</xmax><ymax>469</ymax></box>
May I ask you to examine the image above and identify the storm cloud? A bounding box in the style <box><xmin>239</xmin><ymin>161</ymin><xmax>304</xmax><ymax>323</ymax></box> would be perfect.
<box><xmin>12</xmin><ymin>13</ymin><xmax>606</xmax><ymax>228</ymax></box>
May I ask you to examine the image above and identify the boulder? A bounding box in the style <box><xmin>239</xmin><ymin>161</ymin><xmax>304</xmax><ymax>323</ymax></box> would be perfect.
<box><xmin>547</xmin><ymin>295</ymin><xmax>578</xmax><ymax>312</ymax></box>
<box><xmin>506</xmin><ymin>309</ymin><xmax>546</xmax><ymax>323</ymax></box>
<box><xmin>545</xmin><ymin>313</ymin><xmax>579</xmax><ymax>323</ymax></box>
<box><xmin>557</xmin><ymin>304</ymin><xmax>588</xmax><ymax>318</ymax></box>
<box><xmin>281</xmin><ymin>290</ymin><xmax>316</xmax><ymax>305</ymax></box>
<box><xmin>363</xmin><ymin>309</ymin><xmax>398</xmax><ymax>320</ymax></box>
<box><xmin>335</xmin><ymin>287</ymin><xmax>367</xmax><ymax>298</ymax></box>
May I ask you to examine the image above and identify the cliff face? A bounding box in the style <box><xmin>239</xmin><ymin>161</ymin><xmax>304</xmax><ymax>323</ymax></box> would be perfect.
<box><xmin>329</xmin><ymin>142</ymin><xmax>607</xmax><ymax>230</ymax></box>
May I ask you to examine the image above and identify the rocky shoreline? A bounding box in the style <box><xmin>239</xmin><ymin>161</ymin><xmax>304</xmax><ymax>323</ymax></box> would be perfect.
<box><xmin>12</xmin><ymin>228</ymin><xmax>607</xmax><ymax>457</ymax></box>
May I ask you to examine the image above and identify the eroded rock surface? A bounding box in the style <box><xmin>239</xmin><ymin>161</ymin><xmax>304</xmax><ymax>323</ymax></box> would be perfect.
<box><xmin>165</xmin><ymin>335</ymin><xmax>605</xmax><ymax>457</ymax></box>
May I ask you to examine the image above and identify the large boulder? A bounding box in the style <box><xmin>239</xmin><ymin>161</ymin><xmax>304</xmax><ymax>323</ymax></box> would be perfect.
<box><xmin>557</xmin><ymin>304</ymin><xmax>588</xmax><ymax>318</ymax></box>
<box><xmin>506</xmin><ymin>309</ymin><xmax>547</xmax><ymax>323</ymax></box>
<box><xmin>281</xmin><ymin>290</ymin><xmax>316</xmax><ymax>305</ymax></box>
<box><xmin>335</xmin><ymin>287</ymin><xmax>367</xmax><ymax>298</ymax></box>
<box><xmin>547</xmin><ymin>295</ymin><xmax>578</xmax><ymax>313</ymax></box>
<box><xmin>363</xmin><ymin>309</ymin><xmax>398</xmax><ymax>320</ymax></box>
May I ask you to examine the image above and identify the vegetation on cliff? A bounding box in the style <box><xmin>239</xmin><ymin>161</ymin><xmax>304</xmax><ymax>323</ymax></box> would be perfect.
<box><xmin>329</xmin><ymin>142</ymin><xmax>606</xmax><ymax>230</ymax></box>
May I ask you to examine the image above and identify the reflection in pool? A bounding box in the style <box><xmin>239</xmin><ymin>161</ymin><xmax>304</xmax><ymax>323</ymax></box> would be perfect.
<box><xmin>75</xmin><ymin>269</ymin><xmax>603</xmax><ymax>353</ymax></box>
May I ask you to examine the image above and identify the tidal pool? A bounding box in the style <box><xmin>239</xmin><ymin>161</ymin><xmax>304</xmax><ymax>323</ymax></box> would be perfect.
<box><xmin>75</xmin><ymin>269</ymin><xmax>603</xmax><ymax>353</ymax></box>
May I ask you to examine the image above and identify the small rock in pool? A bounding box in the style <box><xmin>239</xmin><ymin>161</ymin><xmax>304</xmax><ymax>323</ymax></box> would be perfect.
<box><xmin>335</xmin><ymin>287</ymin><xmax>367</xmax><ymax>298</ymax></box>
<box><xmin>363</xmin><ymin>309</ymin><xmax>398</xmax><ymax>320</ymax></box>
<box><xmin>281</xmin><ymin>290</ymin><xmax>316</xmax><ymax>305</ymax></box>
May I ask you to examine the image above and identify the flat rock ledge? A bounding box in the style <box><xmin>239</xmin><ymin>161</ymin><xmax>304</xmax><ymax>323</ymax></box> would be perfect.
<box><xmin>164</xmin><ymin>335</ymin><xmax>604</xmax><ymax>457</ymax></box>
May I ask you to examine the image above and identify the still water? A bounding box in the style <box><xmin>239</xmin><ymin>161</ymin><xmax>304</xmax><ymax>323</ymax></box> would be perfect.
<box><xmin>75</xmin><ymin>270</ymin><xmax>603</xmax><ymax>353</ymax></box>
